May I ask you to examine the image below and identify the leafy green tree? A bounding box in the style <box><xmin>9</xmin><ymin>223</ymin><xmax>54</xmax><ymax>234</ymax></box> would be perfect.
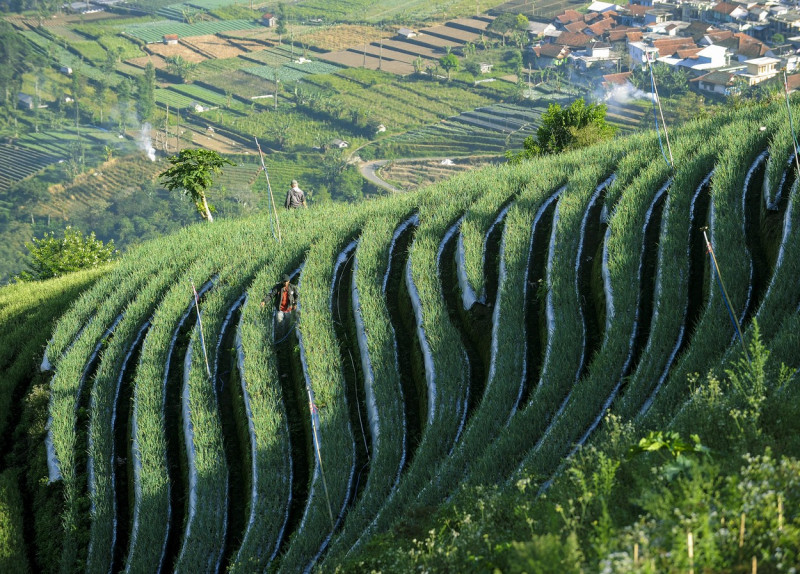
<box><xmin>631</xmin><ymin>62</ymin><xmax>689</xmax><ymax>97</ymax></box>
<box><xmin>137</xmin><ymin>62</ymin><xmax>156</xmax><ymax>121</ymax></box>
<box><xmin>159</xmin><ymin>148</ymin><xmax>235</xmax><ymax>222</ymax></box>
<box><xmin>439</xmin><ymin>52</ymin><xmax>459</xmax><ymax>81</ymax></box>
<box><xmin>165</xmin><ymin>55</ymin><xmax>197</xmax><ymax>83</ymax></box>
<box><xmin>489</xmin><ymin>12</ymin><xmax>528</xmax><ymax>46</ymax></box>
<box><xmin>508</xmin><ymin>98</ymin><xmax>616</xmax><ymax>161</ymax></box>
<box><xmin>18</xmin><ymin>226</ymin><xmax>117</xmax><ymax>281</ymax></box>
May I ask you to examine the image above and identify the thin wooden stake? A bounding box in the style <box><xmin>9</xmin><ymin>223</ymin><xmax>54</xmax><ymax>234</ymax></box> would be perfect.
<box><xmin>308</xmin><ymin>387</ymin><xmax>335</xmax><ymax>529</ymax></box>
<box><xmin>255</xmin><ymin>136</ymin><xmax>282</xmax><ymax>244</ymax></box>
<box><xmin>633</xmin><ymin>542</ymin><xmax>639</xmax><ymax>565</ymax></box>
<box><xmin>688</xmin><ymin>531</ymin><xmax>694</xmax><ymax>574</ymax></box>
<box><xmin>752</xmin><ymin>555</ymin><xmax>757</xmax><ymax>574</ymax></box>
<box><xmin>778</xmin><ymin>495</ymin><xmax>784</xmax><ymax>532</ymax></box>
<box><xmin>190</xmin><ymin>279</ymin><xmax>212</xmax><ymax>379</ymax></box>
<box><xmin>740</xmin><ymin>513</ymin><xmax>746</xmax><ymax>548</ymax></box>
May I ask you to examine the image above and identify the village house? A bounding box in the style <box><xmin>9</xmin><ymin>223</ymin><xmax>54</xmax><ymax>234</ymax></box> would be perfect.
<box><xmin>694</xmin><ymin>69</ymin><xmax>740</xmax><ymax>94</ymax></box>
<box><xmin>738</xmin><ymin>55</ymin><xmax>779</xmax><ymax>84</ymax></box>
<box><xmin>163</xmin><ymin>34</ymin><xmax>179</xmax><ymax>45</ymax></box>
<box><xmin>261</xmin><ymin>13</ymin><xmax>277</xmax><ymax>27</ymax></box>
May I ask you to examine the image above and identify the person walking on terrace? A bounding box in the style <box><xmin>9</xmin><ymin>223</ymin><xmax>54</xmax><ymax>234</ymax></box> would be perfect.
<box><xmin>261</xmin><ymin>274</ymin><xmax>299</xmax><ymax>340</ymax></box>
<box><xmin>285</xmin><ymin>179</ymin><xmax>307</xmax><ymax>209</ymax></box>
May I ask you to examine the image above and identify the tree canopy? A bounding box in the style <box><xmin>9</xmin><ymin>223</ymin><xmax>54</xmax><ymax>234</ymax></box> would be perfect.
<box><xmin>631</xmin><ymin>62</ymin><xmax>689</xmax><ymax>98</ymax></box>
<box><xmin>159</xmin><ymin>148</ymin><xmax>235</xmax><ymax>222</ymax></box>
<box><xmin>439</xmin><ymin>52</ymin><xmax>459</xmax><ymax>80</ymax></box>
<box><xmin>507</xmin><ymin>98</ymin><xmax>617</xmax><ymax>161</ymax></box>
<box><xmin>18</xmin><ymin>226</ymin><xmax>117</xmax><ymax>281</ymax></box>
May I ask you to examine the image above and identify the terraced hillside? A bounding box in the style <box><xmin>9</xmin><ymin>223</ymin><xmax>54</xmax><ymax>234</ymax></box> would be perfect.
<box><xmin>3</xmin><ymin>101</ymin><xmax>800</xmax><ymax>572</ymax></box>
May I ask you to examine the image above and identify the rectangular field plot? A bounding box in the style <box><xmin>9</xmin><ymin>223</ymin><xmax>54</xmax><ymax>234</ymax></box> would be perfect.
<box><xmin>380</xmin><ymin>39</ymin><xmax>440</xmax><ymax>59</ymax></box>
<box><xmin>146</xmin><ymin>42</ymin><xmax>207</xmax><ymax>63</ymax></box>
<box><xmin>200</xmin><ymin>69</ymin><xmax>274</xmax><ymax>98</ymax></box>
<box><xmin>243</xmin><ymin>60</ymin><xmax>342</xmax><ymax>83</ymax></box>
<box><xmin>420</xmin><ymin>25</ymin><xmax>481</xmax><ymax>44</ymax></box>
<box><xmin>317</xmin><ymin>51</ymin><xmax>413</xmax><ymax>73</ymax></box>
<box><xmin>296</xmin><ymin>24</ymin><xmax>392</xmax><ymax>51</ymax></box>
<box><xmin>123</xmin><ymin>19</ymin><xmax>261</xmax><ymax>44</ymax></box>
<box><xmin>154</xmin><ymin>88</ymin><xmax>198</xmax><ymax>109</ymax></box>
<box><xmin>181</xmin><ymin>35</ymin><xmax>254</xmax><ymax>59</ymax></box>
<box><xmin>0</xmin><ymin>145</ymin><xmax>58</xmax><ymax>192</ymax></box>
<box><xmin>446</xmin><ymin>18</ymin><xmax>491</xmax><ymax>33</ymax></box>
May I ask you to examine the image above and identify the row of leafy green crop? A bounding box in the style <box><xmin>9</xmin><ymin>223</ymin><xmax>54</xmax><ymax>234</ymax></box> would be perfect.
<box><xmin>642</xmin><ymin>104</ymin><xmax>779</xmax><ymax>426</ymax></box>
<box><xmin>122</xmin><ymin>216</ymin><xmax>285</xmax><ymax>572</ymax></box>
<box><xmin>327</xmin><ymin>161</ymin><xmax>501</xmax><ymax>561</ymax></box>
<box><xmin>48</xmin><ymin>224</ymin><xmax>212</xmax><ymax>572</ymax></box>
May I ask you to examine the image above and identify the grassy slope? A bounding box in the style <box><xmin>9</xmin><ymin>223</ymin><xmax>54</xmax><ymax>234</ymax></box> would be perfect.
<box><xmin>1</xmin><ymin>99</ymin><xmax>800</xmax><ymax>572</ymax></box>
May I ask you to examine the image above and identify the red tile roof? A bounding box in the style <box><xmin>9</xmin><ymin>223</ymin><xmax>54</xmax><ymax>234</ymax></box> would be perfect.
<box><xmin>713</xmin><ymin>2</ymin><xmax>738</xmax><ymax>15</ymax></box>
<box><xmin>555</xmin><ymin>31</ymin><xmax>593</xmax><ymax>48</ymax></box>
<box><xmin>565</xmin><ymin>21</ymin><xmax>587</xmax><ymax>34</ymax></box>
<box><xmin>603</xmin><ymin>71</ymin><xmax>633</xmax><ymax>85</ymax></box>
<box><xmin>588</xmin><ymin>18</ymin><xmax>616</xmax><ymax>36</ymax></box>
<box><xmin>557</xmin><ymin>9</ymin><xmax>583</xmax><ymax>24</ymax></box>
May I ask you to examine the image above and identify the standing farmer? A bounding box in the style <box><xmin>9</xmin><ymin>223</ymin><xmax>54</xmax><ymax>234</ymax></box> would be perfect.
<box><xmin>261</xmin><ymin>274</ymin><xmax>299</xmax><ymax>339</ymax></box>
<box><xmin>285</xmin><ymin>179</ymin><xmax>307</xmax><ymax>209</ymax></box>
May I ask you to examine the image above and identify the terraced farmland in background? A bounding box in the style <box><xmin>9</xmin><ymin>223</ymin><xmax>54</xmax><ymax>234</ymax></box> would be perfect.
<box><xmin>363</xmin><ymin>100</ymin><xmax>567</xmax><ymax>157</ymax></box>
<box><xmin>4</xmin><ymin>101</ymin><xmax>800</xmax><ymax>573</ymax></box>
<box><xmin>0</xmin><ymin>144</ymin><xmax>59</xmax><ymax>193</ymax></box>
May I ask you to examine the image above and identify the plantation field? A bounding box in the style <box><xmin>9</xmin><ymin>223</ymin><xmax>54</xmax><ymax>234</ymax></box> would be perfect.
<box><xmin>297</xmin><ymin>24</ymin><xmax>393</xmax><ymax>52</ymax></box>
<box><xmin>0</xmin><ymin>145</ymin><xmax>58</xmax><ymax>194</ymax></box>
<box><xmin>146</xmin><ymin>41</ymin><xmax>207</xmax><ymax>63</ymax></box>
<box><xmin>122</xmin><ymin>19</ymin><xmax>262</xmax><ymax>44</ymax></box>
<box><xmin>2</xmin><ymin>100</ymin><xmax>800</xmax><ymax>573</ymax></box>
<box><xmin>288</xmin><ymin>0</ymin><xmax>509</xmax><ymax>23</ymax></box>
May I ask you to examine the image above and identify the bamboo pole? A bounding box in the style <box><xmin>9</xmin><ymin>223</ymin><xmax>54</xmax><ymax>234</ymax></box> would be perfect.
<box><xmin>308</xmin><ymin>387</ymin><xmax>335</xmax><ymax>528</ymax></box>
<box><xmin>191</xmin><ymin>279</ymin><xmax>212</xmax><ymax>379</ymax></box>
<box><xmin>740</xmin><ymin>512</ymin><xmax>746</xmax><ymax>548</ymax></box>
<box><xmin>687</xmin><ymin>531</ymin><xmax>694</xmax><ymax>574</ymax></box>
<box><xmin>255</xmin><ymin>136</ymin><xmax>282</xmax><ymax>244</ymax></box>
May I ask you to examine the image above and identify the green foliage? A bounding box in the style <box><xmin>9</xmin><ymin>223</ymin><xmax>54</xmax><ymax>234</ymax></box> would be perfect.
<box><xmin>19</xmin><ymin>226</ymin><xmax>116</xmax><ymax>281</ymax></box>
<box><xmin>508</xmin><ymin>98</ymin><xmax>616</xmax><ymax>161</ymax></box>
<box><xmin>631</xmin><ymin>62</ymin><xmax>689</xmax><ymax>98</ymax></box>
<box><xmin>438</xmin><ymin>53</ymin><xmax>459</xmax><ymax>81</ymax></box>
<box><xmin>164</xmin><ymin>55</ymin><xmax>198</xmax><ymax>83</ymax></box>
<box><xmin>137</xmin><ymin>63</ymin><xmax>156</xmax><ymax>121</ymax></box>
<box><xmin>159</xmin><ymin>148</ymin><xmax>235</xmax><ymax>221</ymax></box>
<box><xmin>0</xmin><ymin>471</ymin><xmax>29</xmax><ymax>574</ymax></box>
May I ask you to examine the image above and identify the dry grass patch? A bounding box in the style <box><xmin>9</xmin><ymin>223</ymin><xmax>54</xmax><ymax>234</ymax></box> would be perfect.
<box><xmin>147</xmin><ymin>42</ymin><xmax>206</xmax><ymax>63</ymax></box>
<box><xmin>298</xmin><ymin>24</ymin><xmax>393</xmax><ymax>51</ymax></box>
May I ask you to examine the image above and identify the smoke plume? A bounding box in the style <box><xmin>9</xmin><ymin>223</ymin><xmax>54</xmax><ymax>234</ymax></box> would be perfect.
<box><xmin>138</xmin><ymin>123</ymin><xmax>156</xmax><ymax>161</ymax></box>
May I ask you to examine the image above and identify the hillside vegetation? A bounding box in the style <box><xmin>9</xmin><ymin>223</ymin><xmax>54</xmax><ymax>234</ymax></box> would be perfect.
<box><xmin>2</xmin><ymin>99</ymin><xmax>800</xmax><ymax>572</ymax></box>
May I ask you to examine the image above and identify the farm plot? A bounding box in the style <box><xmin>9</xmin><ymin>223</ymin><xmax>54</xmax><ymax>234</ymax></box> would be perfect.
<box><xmin>242</xmin><ymin>60</ymin><xmax>342</xmax><ymax>83</ymax></box>
<box><xmin>297</xmin><ymin>24</ymin><xmax>393</xmax><ymax>52</ymax></box>
<box><xmin>123</xmin><ymin>20</ymin><xmax>261</xmax><ymax>44</ymax></box>
<box><xmin>319</xmin><ymin>50</ymin><xmax>414</xmax><ymax>75</ymax></box>
<box><xmin>376</xmin><ymin>157</ymin><xmax>502</xmax><ymax>192</ymax></box>
<box><xmin>181</xmin><ymin>35</ymin><xmax>256</xmax><ymax>59</ymax></box>
<box><xmin>199</xmin><ymin>69</ymin><xmax>276</xmax><ymax>98</ymax></box>
<box><xmin>146</xmin><ymin>42</ymin><xmax>207</xmax><ymax>63</ymax></box>
<box><xmin>418</xmin><ymin>24</ymin><xmax>482</xmax><ymax>44</ymax></box>
<box><xmin>0</xmin><ymin>145</ymin><xmax>58</xmax><ymax>193</ymax></box>
<box><xmin>20</xmin><ymin>99</ymin><xmax>800</xmax><ymax>574</ymax></box>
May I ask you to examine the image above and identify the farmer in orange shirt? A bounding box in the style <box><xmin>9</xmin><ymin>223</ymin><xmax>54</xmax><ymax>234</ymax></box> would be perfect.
<box><xmin>261</xmin><ymin>274</ymin><xmax>299</xmax><ymax>339</ymax></box>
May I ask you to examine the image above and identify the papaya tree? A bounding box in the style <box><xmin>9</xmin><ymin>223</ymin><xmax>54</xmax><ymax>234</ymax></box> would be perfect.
<box><xmin>159</xmin><ymin>148</ymin><xmax>234</xmax><ymax>222</ymax></box>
